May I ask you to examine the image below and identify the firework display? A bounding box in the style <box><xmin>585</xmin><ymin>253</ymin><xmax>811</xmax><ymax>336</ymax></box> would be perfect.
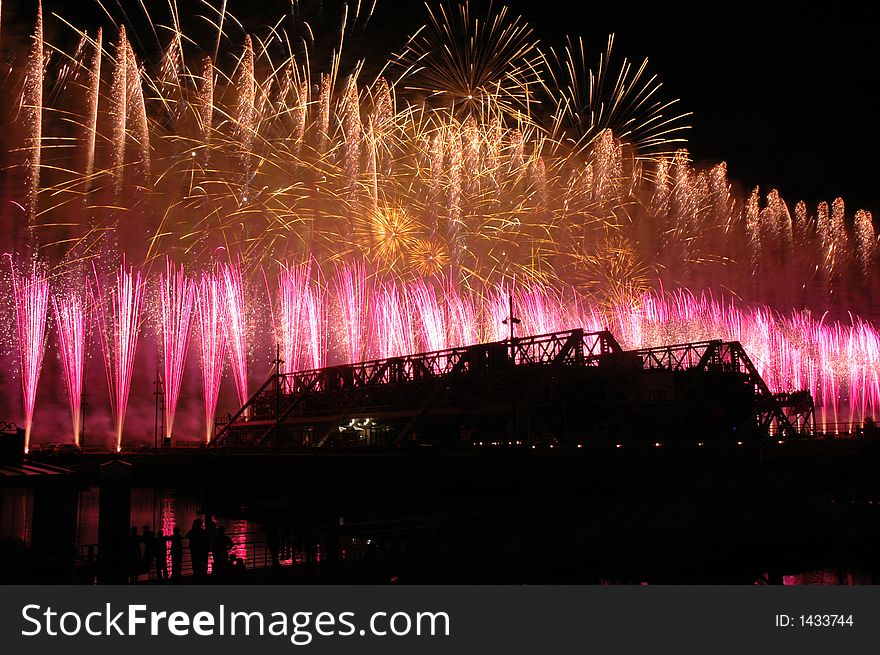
<box><xmin>220</xmin><ymin>259</ymin><xmax>250</xmax><ymax>408</ymax></box>
<box><xmin>90</xmin><ymin>260</ymin><xmax>144</xmax><ymax>451</ymax></box>
<box><xmin>0</xmin><ymin>1</ymin><xmax>877</xmax><ymax>447</ymax></box>
<box><xmin>194</xmin><ymin>270</ymin><xmax>227</xmax><ymax>443</ymax></box>
<box><xmin>158</xmin><ymin>257</ymin><xmax>195</xmax><ymax>443</ymax></box>
<box><xmin>51</xmin><ymin>289</ymin><xmax>87</xmax><ymax>446</ymax></box>
<box><xmin>7</xmin><ymin>258</ymin><xmax>49</xmax><ymax>453</ymax></box>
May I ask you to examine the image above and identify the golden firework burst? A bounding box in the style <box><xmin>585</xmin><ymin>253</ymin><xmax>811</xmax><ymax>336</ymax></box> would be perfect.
<box><xmin>567</xmin><ymin>234</ymin><xmax>652</xmax><ymax>308</ymax></box>
<box><xmin>357</xmin><ymin>206</ymin><xmax>422</xmax><ymax>268</ymax></box>
<box><xmin>410</xmin><ymin>238</ymin><xmax>451</xmax><ymax>277</ymax></box>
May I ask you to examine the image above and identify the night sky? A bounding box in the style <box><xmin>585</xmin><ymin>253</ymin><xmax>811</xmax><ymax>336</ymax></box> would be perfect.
<box><xmin>6</xmin><ymin>0</ymin><xmax>879</xmax><ymax>214</ymax></box>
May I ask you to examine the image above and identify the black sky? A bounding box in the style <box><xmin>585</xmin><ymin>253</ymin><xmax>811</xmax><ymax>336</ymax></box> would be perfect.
<box><xmin>510</xmin><ymin>1</ymin><xmax>880</xmax><ymax>215</ymax></box>
<box><xmin>6</xmin><ymin>0</ymin><xmax>879</xmax><ymax>214</ymax></box>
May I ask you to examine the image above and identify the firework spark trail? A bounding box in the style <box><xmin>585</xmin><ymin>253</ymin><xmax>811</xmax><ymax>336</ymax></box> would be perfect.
<box><xmin>542</xmin><ymin>34</ymin><xmax>690</xmax><ymax>155</ymax></box>
<box><xmin>197</xmin><ymin>56</ymin><xmax>214</xmax><ymax>150</ymax></box>
<box><xmin>110</xmin><ymin>27</ymin><xmax>128</xmax><ymax>200</ymax></box>
<box><xmin>195</xmin><ymin>272</ymin><xmax>226</xmax><ymax>444</ymax></box>
<box><xmin>276</xmin><ymin>260</ymin><xmax>311</xmax><ymax>376</ymax></box>
<box><xmin>342</xmin><ymin>77</ymin><xmax>362</xmax><ymax>203</ymax></box>
<box><xmin>303</xmin><ymin>285</ymin><xmax>327</xmax><ymax>371</ymax></box>
<box><xmin>373</xmin><ymin>282</ymin><xmax>414</xmax><ymax>359</ymax></box>
<box><xmin>51</xmin><ymin>289</ymin><xmax>87</xmax><ymax>445</ymax></box>
<box><xmin>83</xmin><ymin>28</ymin><xmax>102</xmax><ymax>192</ymax></box>
<box><xmin>393</xmin><ymin>0</ymin><xmax>544</xmax><ymax>116</ymax></box>
<box><xmin>8</xmin><ymin>260</ymin><xmax>49</xmax><ymax>453</ymax></box>
<box><xmin>333</xmin><ymin>261</ymin><xmax>371</xmax><ymax>364</ymax></box>
<box><xmin>486</xmin><ymin>284</ymin><xmax>512</xmax><ymax>342</ymax></box>
<box><xmin>221</xmin><ymin>260</ymin><xmax>249</xmax><ymax>408</ymax></box>
<box><xmin>410</xmin><ymin>279</ymin><xmax>447</xmax><ymax>352</ymax></box>
<box><xmin>125</xmin><ymin>37</ymin><xmax>151</xmax><ymax>182</ymax></box>
<box><xmin>854</xmin><ymin>210</ymin><xmax>877</xmax><ymax>278</ymax></box>
<box><xmin>446</xmin><ymin>281</ymin><xmax>479</xmax><ymax>347</ymax></box>
<box><xmin>445</xmin><ymin>124</ymin><xmax>464</xmax><ymax>272</ymax></box>
<box><xmin>22</xmin><ymin>1</ymin><xmax>43</xmax><ymax>227</ymax></box>
<box><xmin>159</xmin><ymin>258</ymin><xmax>194</xmax><ymax>442</ymax></box>
<box><xmin>234</xmin><ymin>34</ymin><xmax>256</xmax><ymax>188</ymax></box>
<box><xmin>514</xmin><ymin>285</ymin><xmax>547</xmax><ymax>336</ymax></box>
<box><xmin>92</xmin><ymin>261</ymin><xmax>144</xmax><ymax>452</ymax></box>
<box><xmin>317</xmin><ymin>74</ymin><xmax>331</xmax><ymax>153</ymax></box>
<box><xmin>291</xmin><ymin>79</ymin><xmax>308</xmax><ymax>158</ymax></box>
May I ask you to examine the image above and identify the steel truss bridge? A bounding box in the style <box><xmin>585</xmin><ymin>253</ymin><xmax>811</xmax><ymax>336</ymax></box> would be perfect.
<box><xmin>209</xmin><ymin>329</ymin><xmax>815</xmax><ymax>450</ymax></box>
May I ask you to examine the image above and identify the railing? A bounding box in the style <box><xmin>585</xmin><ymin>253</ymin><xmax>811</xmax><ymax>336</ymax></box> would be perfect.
<box><xmin>270</xmin><ymin>329</ymin><xmax>622</xmax><ymax>396</ymax></box>
<box><xmin>812</xmin><ymin>422</ymin><xmax>877</xmax><ymax>437</ymax></box>
<box><xmin>75</xmin><ymin>531</ymin><xmax>278</xmax><ymax>582</ymax></box>
<box><xmin>631</xmin><ymin>340</ymin><xmax>726</xmax><ymax>372</ymax></box>
<box><xmin>1</xmin><ymin>419</ymin><xmax>20</xmax><ymax>432</ymax></box>
<box><xmin>512</xmin><ymin>329</ymin><xmax>621</xmax><ymax>365</ymax></box>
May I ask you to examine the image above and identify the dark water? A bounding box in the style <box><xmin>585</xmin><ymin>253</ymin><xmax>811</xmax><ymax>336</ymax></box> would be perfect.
<box><xmin>64</xmin><ymin>486</ymin><xmax>876</xmax><ymax>585</ymax></box>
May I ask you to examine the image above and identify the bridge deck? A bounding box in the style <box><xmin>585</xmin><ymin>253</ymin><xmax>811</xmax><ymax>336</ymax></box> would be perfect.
<box><xmin>209</xmin><ymin>329</ymin><xmax>814</xmax><ymax>449</ymax></box>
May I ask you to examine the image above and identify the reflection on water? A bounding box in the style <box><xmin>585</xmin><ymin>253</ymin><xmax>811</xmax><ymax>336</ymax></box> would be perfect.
<box><xmin>75</xmin><ymin>486</ymin><xmax>264</xmax><ymax>571</ymax></box>
<box><xmin>783</xmin><ymin>571</ymin><xmax>875</xmax><ymax>585</ymax></box>
<box><xmin>60</xmin><ymin>486</ymin><xmax>879</xmax><ymax>584</ymax></box>
<box><xmin>0</xmin><ymin>488</ymin><xmax>32</xmax><ymax>546</ymax></box>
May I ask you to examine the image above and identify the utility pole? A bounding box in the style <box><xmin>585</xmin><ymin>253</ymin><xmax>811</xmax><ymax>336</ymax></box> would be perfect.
<box><xmin>273</xmin><ymin>343</ymin><xmax>283</xmax><ymax>422</ymax></box>
<box><xmin>80</xmin><ymin>390</ymin><xmax>87</xmax><ymax>449</ymax></box>
<box><xmin>502</xmin><ymin>293</ymin><xmax>521</xmax><ymax>361</ymax></box>
<box><xmin>153</xmin><ymin>369</ymin><xmax>165</xmax><ymax>449</ymax></box>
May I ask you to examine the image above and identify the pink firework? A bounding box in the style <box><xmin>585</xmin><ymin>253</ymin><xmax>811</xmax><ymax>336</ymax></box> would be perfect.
<box><xmin>220</xmin><ymin>260</ymin><xmax>249</xmax><ymax>407</ymax></box>
<box><xmin>91</xmin><ymin>261</ymin><xmax>144</xmax><ymax>452</ymax></box>
<box><xmin>372</xmin><ymin>282</ymin><xmax>414</xmax><ymax>359</ymax></box>
<box><xmin>445</xmin><ymin>282</ymin><xmax>479</xmax><ymax>347</ymax></box>
<box><xmin>1</xmin><ymin>258</ymin><xmax>879</xmax><ymax>441</ymax></box>
<box><xmin>276</xmin><ymin>261</ymin><xmax>311</xmax><ymax>374</ymax></box>
<box><xmin>409</xmin><ymin>279</ymin><xmax>448</xmax><ymax>352</ymax></box>
<box><xmin>195</xmin><ymin>272</ymin><xmax>226</xmax><ymax>443</ymax></box>
<box><xmin>332</xmin><ymin>261</ymin><xmax>372</xmax><ymax>364</ymax></box>
<box><xmin>486</xmin><ymin>284</ymin><xmax>512</xmax><ymax>342</ymax></box>
<box><xmin>8</xmin><ymin>260</ymin><xmax>49</xmax><ymax>453</ymax></box>
<box><xmin>159</xmin><ymin>259</ymin><xmax>194</xmax><ymax>443</ymax></box>
<box><xmin>51</xmin><ymin>289</ymin><xmax>87</xmax><ymax>445</ymax></box>
<box><xmin>303</xmin><ymin>284</ymin><xmax>328</xmax><ymax>370</ymax></box>
<box><xmin>518</xmin><ymin>285</ymin><xmax>571</xmax><ymax>336</ymax></box>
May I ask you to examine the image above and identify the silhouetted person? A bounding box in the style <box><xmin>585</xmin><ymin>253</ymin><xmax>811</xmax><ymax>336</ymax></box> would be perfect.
<box><xmin>170</xmin><ymin>527</ymin><xmax>183</xmax><ymax>580</ymax></box>
<box><xmin>205</xmin><ymin>517</ymin><xmax>219</xmax><ymax>569</ymax></box>
<box><xmin>206</xmin><ymin>517</ymin><xmax>218</xmax><ymax>543</ymax></box>
<box><xmin>230</xmin><ymin>554</ymin><xmax>247</xmax><ymax>581</ymax></box>
<box><xmin>186</xmin><ymin>519</ymin><xmax>209</xmax><ymax>578</ymax></box>
<box><xmin>211</xmin><ymin>525</ymin><xmax>233</xmax><ymax>577</ymax></box>
<box><xmin>154</xmin><ymin>530</ymin><xmax>168</xmax><ymax>581</ymax></box>
<box><xmin>126</xmin><ymin>527</ymin><xmax>142</xmax><ymax>583</ymax></box>
<box><xmin>141</xmin><ymin>525</ymin><xmax>155</xmax><ymax>577</ymax></box>
<box><xmin>266</xmin><ymin>522</ymin><xmax>282</xmax><ymax>569</ymax></box>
